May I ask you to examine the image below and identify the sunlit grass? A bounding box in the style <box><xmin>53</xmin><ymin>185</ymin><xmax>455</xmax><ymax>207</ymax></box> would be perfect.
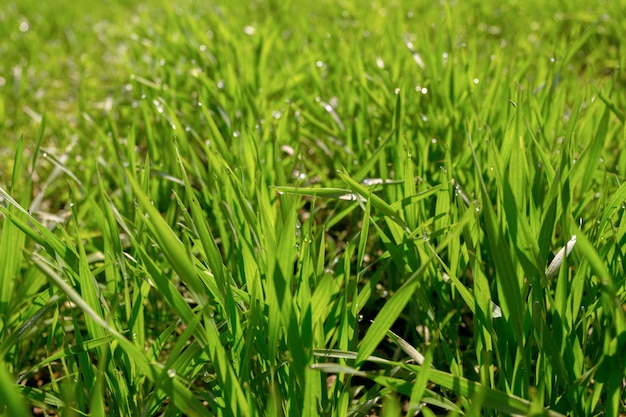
<box><xmin>1</xmin><ymin>0</ymin><xmax>625</xmax><ymax>416</ymax></box>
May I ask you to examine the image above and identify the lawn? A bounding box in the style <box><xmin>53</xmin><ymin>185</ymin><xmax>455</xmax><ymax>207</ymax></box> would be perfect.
<box><xmin>1</xmin><ymin>0</ymin><xmax>625</xmax><ymax>416</ymax></box>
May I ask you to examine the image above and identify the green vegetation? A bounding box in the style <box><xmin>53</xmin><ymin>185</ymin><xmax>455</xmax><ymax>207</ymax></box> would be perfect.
<box><xmin>1</xmin><ymin>0</ymin><xmax>625</xmax><ymax>415</ymax></box>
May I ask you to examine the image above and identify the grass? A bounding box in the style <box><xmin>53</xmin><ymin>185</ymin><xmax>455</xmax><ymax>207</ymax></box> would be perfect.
<box><xmin>1</xmin><ymin>0</ymin><xmax>625</xmax><ymax>415</ymax></box>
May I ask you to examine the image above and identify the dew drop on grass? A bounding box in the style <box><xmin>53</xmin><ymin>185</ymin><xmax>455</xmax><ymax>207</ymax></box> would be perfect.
<box><xmin>233</xmin><ymin>131</ymin><xmax>240</xmax><ymax>138</ymax></box>
<box><xmin>272</xmin><ymin>111</ymin><xmax>282</xmax><ymax>119</ymax></box>
<box><xmin>167</xmin><ymin>369</ymin><xmax>176</xmax><ymax>378</ymax></box>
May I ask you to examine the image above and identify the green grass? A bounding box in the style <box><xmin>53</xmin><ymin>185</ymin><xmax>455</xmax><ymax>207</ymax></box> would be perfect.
<box><xmin>1</xmin><ymin>0</ymin><xmax>625</xmax><ymax>416</ymax></box>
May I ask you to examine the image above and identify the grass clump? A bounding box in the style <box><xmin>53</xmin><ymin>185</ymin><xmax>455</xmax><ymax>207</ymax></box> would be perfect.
<box><xmin>1</xmin><ymin>0</ymin><xmax>625</xmax><ymax>416</ymax></box>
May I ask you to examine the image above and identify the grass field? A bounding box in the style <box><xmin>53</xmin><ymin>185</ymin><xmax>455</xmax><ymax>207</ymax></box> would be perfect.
<box><xmin>1</xmin><ymin>0</ymin><xmax>625</xmax><ymax>416</ymax></box>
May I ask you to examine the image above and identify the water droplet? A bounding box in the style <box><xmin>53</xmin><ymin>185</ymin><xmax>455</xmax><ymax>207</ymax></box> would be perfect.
<box><xmin>272</xmin><ymin>111</ymin><xmax>282</xmax><ymax>119</ymax></box>
<box><xmin>431</xmin><ymin>138</ymin><xmax>437</xmax><ymax>144</ymax></box>
<box><xmin>167</xmin><ymin>369</ymin><xmax>176</xmax><ymax>378</ymax></box>
<box><xmin>315</xmin><ymin>60</ymin><xmax>324</xmax><ymax>68</ymax></box>
<box><xmin>550</xmin><ymin>56</ymin><xmax>556</xmax><ymax>63</ymax></box>
<box><xmin>233</xmin><ymin>131</ymin><xmax>240</xmax><ymax>138</ymax></box>
<box><xmin>473</xmin><ymin>78</ymin><xmax>479</xmax><ymax>84</ymax></box>
<box><xmin>217</xmin><ymin>80</ymin><xmax>224</xmax><ymax>89</ymax></box>
<box><xmin>19</xmin><ymin>21</ymin><xmax>30</xmax><ymax>32</ymax></box>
